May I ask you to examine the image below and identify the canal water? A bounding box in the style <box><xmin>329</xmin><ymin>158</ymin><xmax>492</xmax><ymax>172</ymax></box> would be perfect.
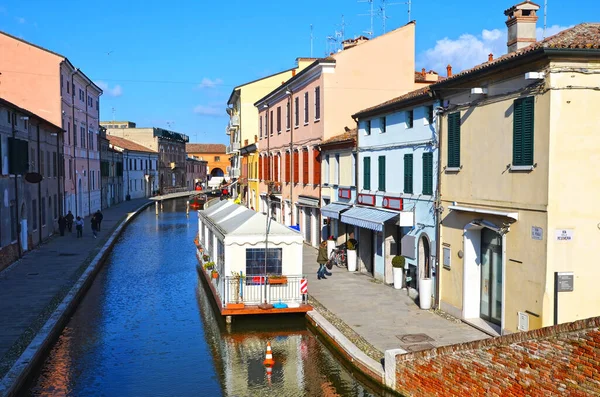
<box><xmin>23</xmin><ymin>199</ymin><xmax>390</xmax><ymax>397</ymax></box>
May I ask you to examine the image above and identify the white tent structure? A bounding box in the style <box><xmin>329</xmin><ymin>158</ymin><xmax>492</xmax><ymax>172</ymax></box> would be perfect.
<box><xmin>197</xmin><ymin>200</ymin><xmax>306</xmax><ymax>310</ymax></box>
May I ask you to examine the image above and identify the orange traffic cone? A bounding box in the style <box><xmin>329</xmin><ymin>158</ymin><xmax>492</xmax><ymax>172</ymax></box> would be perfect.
<box><xmin>263</xmin><ymin>341</ymin><xmax>275</xmax><ymax>367</ymax></box>
<box><xmin>266</xmin><ymin>365</ymin><xmax>272</xmax><ymax>385</ymax></box>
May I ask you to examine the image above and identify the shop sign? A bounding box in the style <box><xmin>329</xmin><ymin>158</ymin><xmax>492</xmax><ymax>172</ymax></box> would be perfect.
<box><xmin>555</xmin><ymin>229</ymin><xmax>574</xmax><ymax>241</ymax></box>
<box><xmin>531</xmin><ymin>226</ymin><xmax>543</xmax><ymax>240</ymax></box>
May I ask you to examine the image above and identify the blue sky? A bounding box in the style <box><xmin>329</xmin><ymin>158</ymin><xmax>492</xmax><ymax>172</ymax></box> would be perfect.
<box><xmin>0</xmin><ymin>0</ymin><xmax>597</xmax><ymax>144</ymax></box>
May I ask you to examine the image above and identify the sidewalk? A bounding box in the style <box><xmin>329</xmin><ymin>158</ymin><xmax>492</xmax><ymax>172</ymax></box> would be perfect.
<box><xmin>302</xmin><ymin>244</ymin><xmax>488</xmax><ymax>358</ymax></box>
<box><xmin>0</xmin><ymin>198</ymin><xmax>149</xmax><ymax>377</ymax></box>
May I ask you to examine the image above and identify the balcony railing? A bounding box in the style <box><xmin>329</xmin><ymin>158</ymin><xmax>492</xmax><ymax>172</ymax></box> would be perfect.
<box><xmin>216</xmin><ymin>274</ymin><xmax>307</xmax><ymax>306</ymax></box>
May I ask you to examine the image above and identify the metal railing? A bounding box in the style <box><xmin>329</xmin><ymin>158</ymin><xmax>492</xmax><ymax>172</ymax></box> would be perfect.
<box><xmin>207</xmin><ymin>273</ymin><xmax>307</xmax><ymax>306</ymax></box>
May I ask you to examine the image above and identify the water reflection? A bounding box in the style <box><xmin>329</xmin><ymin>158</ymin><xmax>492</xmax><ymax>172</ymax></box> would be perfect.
<box><xmin>24</xmin><ymin>200</ymin><xmax>386</xmax><ymax>397</ymax></box>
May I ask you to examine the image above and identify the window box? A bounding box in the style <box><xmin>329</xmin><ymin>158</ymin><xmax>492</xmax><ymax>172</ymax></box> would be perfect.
<box><xmin>268</xmin><ymin>276</ymin><xmax>288</xmax><ymax>285</ymax></box>
<box><xmin>227</xmin><ymin>303</ymin><xmax>245</xmax><ymax>310</ymax></box>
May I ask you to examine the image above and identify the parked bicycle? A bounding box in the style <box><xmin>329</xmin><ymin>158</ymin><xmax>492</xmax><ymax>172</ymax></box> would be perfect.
<box><xmin>328</xmin><ymin>247</ymin><xmax>347</xmax><ymax>269</ymax></box>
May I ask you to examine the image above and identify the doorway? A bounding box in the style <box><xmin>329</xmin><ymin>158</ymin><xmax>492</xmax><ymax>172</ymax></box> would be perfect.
<box><xmin>372</xmin><ymin>231</ymin><xmax>384</xmax><ymax>277</ymax></box>
<box><xmin>480</xmin><ymin>228</ymin><xmax>503</xmax><ymax>325</ymax></box>
<box><xmin>304</xmin><ymin>208</ymin><xmax>312</xmax><ymax>244</ymax></box>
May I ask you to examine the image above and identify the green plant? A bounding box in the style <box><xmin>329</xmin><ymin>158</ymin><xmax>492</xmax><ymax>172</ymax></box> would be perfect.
<box><xmin>268</xmin><ymin>274</ymin><xmax>285</xmax><ymax>279</ymax></box>
<box><xmin>392</xmin><ymin>255</ymin><xmax>405</xmax><ymax>268</ymax></box>
<box><xmin>230</xmin><ymin>271</ymin><xmax>246</xmax><ymax>279</ymax></box>
<box><xmin>202</xmin><ymin>254</ymin><xmax>210</xmax><ymax>261</ymax></box>
<box><xmin>203</xmin><ymin>261</ymin><xmax>215</xmax><ymax>270</ymax></box>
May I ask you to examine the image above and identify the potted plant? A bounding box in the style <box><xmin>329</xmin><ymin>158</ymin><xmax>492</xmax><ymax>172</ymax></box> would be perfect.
<box><xmin>227</xmin><ymin>271</ymin><xmax>245</xmax><ymax>309</ymax></box>
<box><xmin>203</xmin><ymin>261</ymin><xmax>214</xmax><ymax>271</ymax></box>
<box><xmin>202</xmin><ymin>254</ymin><xmax>210</xmax><ymax>262</ymax></box>
<box><xmin>419</xmin><ymin>269</ymin><xmax>433</xmax><ymax>310</ymax></box>
<box><xmin>392</xmin><ymin>255</ymin><xmax>405</xmax><ymax>290</ymax></box>
<box><xmin>211</xmin><ymin>269</ymin><xmax>219</xmax><ymax>279</ymax></box>
<box><xmin>327</xmin><ymin>235</ymin><xmax>336</xmax><ymax>258</ymax></box>
<box><xmin>267</xmin><ymin>274</ymin><xmax>288</xmax><ymax>285</ymax></box>
<box><xmin>346</xmin><ymin>240</ymin><xmax>357</xmax><ymax>272</ymax></box>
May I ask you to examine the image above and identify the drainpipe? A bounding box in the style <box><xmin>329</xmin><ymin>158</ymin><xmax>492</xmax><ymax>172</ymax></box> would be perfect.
<box><xmin>57</xmin><ymin>124</ymin><xmax>63</xmax><ymax>217</ymax></box>
<box><xmin>37</xmin><ymin>124</ymin><xmax>42</xmax><ymax>244</ymax></box>
<box><xmin>287</xmin><ymin>89</ymin><xmax>294</xmax><ymax>226</ymax></box>
<box><xmin>85</xmin><ymin>83</ymin><xmax>92</xmax><ymax>216</ymax></box>
<box><xmin>71</xmin><ymin>69</ymin><xmax>78</xmax><ymax>217</ymax></box>
<box><xmin>433</xmin><ymin>94</ymin><xmax>443</xmax><ymax>310</ymax></box>
<box><xmin>11</xmin><ymin>112</ymin><xmax>22</xmax><ymax>258</ymax></box>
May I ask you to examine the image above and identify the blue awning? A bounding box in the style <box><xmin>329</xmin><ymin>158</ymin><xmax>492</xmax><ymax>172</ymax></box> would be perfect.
<box><xmin>341</xmin><ymin>206</ymin><xmax>399</xmax><ymax>232</ymax></box>
<box><xmin>321</xmin><ymin>203</ymin><xmax>351</xmax><ymax>220</ymax></box>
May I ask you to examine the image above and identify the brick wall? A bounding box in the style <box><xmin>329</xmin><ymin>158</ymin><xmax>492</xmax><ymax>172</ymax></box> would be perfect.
<box><xmin>395</xmin><ymin>317</ymin><xmax>600</xmax><ymax>396</ymax></box>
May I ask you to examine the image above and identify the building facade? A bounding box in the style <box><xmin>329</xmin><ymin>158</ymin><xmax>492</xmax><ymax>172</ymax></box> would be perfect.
<box><xmin>434</xmin><ymin>17</ymin><xmax>600</xmax><ymax>333</ymax></box>
<box><xmin>0</xmin><ymin>31</ymin><xmax>102</xmax><ymax>218</ymax></box>
<box><xmin>99</xmin><ymin>128</ymin><xmax>124</xmax><ymax>209</ymax></box>
<box><xmin>185</xmin><ymin>144</ymin><xmax>228</xmax><ymax>187</ymax></box>
<box><xmin>101</xmin><ymin>121</ymin><xmax>188</xmax><ymax>194</ymax></box>
<box><xmin>186</xmin><ymin>157</ymin><xmax>207</xmax><ymax>190</ymax></box>
<box><xmin>0</xmin><ymin>98</ymin><xmax>64</xmax><ymax>270</ymax></box>
<box><xmin>106</xmin><ymin>135</ymin><xmax>158</xmax><ymax>200</ymax></box>
<box><xmin>239</xmin><ymin>142</ymin><xmax>259</xmax><ymax>209</ymax></box>
<box><xmin>226</xmin><ymin>59</ymin><xmax>317</xmax><ymax>200</ymax></box>
<box><xmin>255</xmin><ymin>22</ymin><xmax>420</xmax><ymax>247</ymax></box>
<box><xmin>353</xmin><ymin>90</ymin><xmax>439</xmax><ymax>296</ymax></box>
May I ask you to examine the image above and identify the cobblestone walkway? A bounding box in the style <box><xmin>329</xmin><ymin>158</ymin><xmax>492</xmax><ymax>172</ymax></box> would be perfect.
<box><xmin>0</xmin><ymin>199</ymin><xmax>149</xmax><ymax>378</ymax></box>
<box><xmin>302</xmin><ymin>244</ymin><xmax>489</xmax><ymax>359</ymax></box>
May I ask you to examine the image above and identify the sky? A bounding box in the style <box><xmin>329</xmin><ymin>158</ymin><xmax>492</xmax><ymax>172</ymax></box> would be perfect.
<box><xmin>0</xmin><ymin>0</ymin><xmax>596</xmax><ymax>144</ymax></box>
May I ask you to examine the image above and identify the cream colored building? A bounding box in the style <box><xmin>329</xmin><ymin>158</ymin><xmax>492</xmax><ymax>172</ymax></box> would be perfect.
<box><xmin>434</xmin><ymin>9</ymin><xmax>600</xmax><ymax>335</ymax></box>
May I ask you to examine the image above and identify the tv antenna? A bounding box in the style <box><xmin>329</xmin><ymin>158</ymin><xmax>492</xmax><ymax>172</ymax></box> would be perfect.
<box><xmin>358</xmin><ymin>0</ymin><xmax>375</xmax><ymax>37</ymax></box>
<box><xmin>166</xmin><ymin>121</ymin><xmax>175</xmax><ymax>130</ymax></box>
<box><xmin>111</xmin><ymin>107</ymin><xmax>116</xmax><ymax>123</ymax></box>
<box><xmin>326</xmin><ymin>15</ymin><xmax>346</xmax><ymax>54</ymax></box>
<box><xmin>543</xmin><ymin>0</ymin><xmax>548</xmax><ymax>38</ymax></box>
<box><xmin>310</xmin><ymin>24</ymin><xmax>314</xmax><ymax>57</ymax></box>
<box><xmin>380</xmin><ymin>0</ymin><xmax>403</xmax><ymax>33</ymax></box>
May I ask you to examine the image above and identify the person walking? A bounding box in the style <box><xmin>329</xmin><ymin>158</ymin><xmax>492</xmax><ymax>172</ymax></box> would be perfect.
<box><xmin>90</xmin><ymin>214</ymin><xmax>98</xmax><ymax>239</ymax></box>
<box><xmin>95</xmin><ymin>210</ymin><xmax>103</xmax><ymax>231</ymax></box>
<box><xmin>317</xmin><ymin>240</ymin><xmax>329</xmax><ymax>280</ymax></box>
<box><xmin>65</xmin><ymin>211</ymin><xmax>74</xmax><ymax>233</ymax></box>
<box><xmin>58</xmin><ymin>215</ymin><xmax>66</xmax><ymax>236</ymax></box>
<box><xmin>75</xmin><ymin>216</ymin><xmax>84</xmax><ymax>238</ymax></box>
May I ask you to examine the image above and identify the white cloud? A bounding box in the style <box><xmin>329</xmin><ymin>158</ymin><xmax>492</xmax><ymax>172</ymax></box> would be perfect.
<box><xmin>193</xmin><ymin>104</ymin><xmax>223</xmax><ymax>116</ymax></box>
<box><xmin>95</xmin><ymin>81</ymin><xmax>123</xmax><ymax>97</ymax></box>
<box><xmin>16</xmin><ymin>17</ymin><xmax>25</xmax><ymax>24</ymax></box>
<box><xmin>197</xmin><ymin>77</ymin><xmax>223</xmax><ymax>89</ymax></box>
<box><xmin>418</xmin><ymin>25</ymin><xmax>572</xmax><ymax>75</ymax></box>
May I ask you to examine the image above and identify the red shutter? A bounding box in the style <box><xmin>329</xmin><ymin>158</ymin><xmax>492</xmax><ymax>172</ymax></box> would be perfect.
<box><xmin>285</xmin><ymin>152</ymin><xmax>290</xmax><ymax>182</ymax></box>
<box><xmin>259</xmin><ymin>156</ymin><xmax>263</xmax><ymax>180</ymax></box>
<box><xmin>274</xmin><ymin>154</ymin><xmax>279</xmax><ymax>183</ymax></box>
<box><xmin>313</xmin><ymin>149</ymin><xmax>321</xmax><ymax>185</ymax></box>
<box><xmin>293</xmin><ymin>151</ymin><xmax>299</xmax><ymax>184</ymax></box>
<box><xmin>303</xmin><ymin>149</ymin><xmax>309</xmax><ymax>184</ymax></box>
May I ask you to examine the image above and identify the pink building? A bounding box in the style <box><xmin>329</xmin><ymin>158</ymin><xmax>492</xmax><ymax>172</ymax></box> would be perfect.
<box><xmin>254</xmin><ymin>22</ymin><xmax>419</xmax><ymax>247</ymax></box>
<box><xmin>0</xmin><ymin>31</ymin><xmax>103</xmax><ymax>218</ymax></box>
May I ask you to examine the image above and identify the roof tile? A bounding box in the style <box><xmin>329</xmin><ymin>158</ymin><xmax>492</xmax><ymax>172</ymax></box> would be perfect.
<box><xmin>186</xmin><ymin>143</ymin><xmax>227</xmax><ymax>153</ymax></box>
<box><xmin>107</xmin><ymin>136</ymin><xmax>156</xmax><ymax>153</ymax></box>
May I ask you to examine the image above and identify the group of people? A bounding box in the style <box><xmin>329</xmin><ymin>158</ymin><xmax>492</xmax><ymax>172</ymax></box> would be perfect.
<box><xmin>57</xmin><ymin>210</ymin><xmax>103</xmax><ymax>239</ymax></box>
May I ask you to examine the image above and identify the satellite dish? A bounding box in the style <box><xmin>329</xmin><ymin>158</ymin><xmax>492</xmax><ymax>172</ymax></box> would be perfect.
<box><xmin>25</xmin><ymin>172</ymin><xmax>43</xmax><ymax>184</ymax></box>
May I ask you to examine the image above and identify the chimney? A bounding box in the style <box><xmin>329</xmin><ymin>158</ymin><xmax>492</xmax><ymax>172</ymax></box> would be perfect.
<box><xmin>504</xmin><ymin>1</ymin><xmax>540</xmax><ymax>53</ymax></box>
<box><xmin>292</xmin><ymin>69</ymin><xmax>296</xmax><ymax>76</ymax></box>
<box><xmin>488</xmin><ymin>53</ymin><xmax>494</xmax><ymax>62</ymax></box>
<box><xmin>446</xmin><ymin>64</ymin><xmax>453</xmax><ymax>78</ymax></box>
<box><xmin>421</xmin><ymin>68</ymin><xmax>426</xmax><ymax>78</ymax></box>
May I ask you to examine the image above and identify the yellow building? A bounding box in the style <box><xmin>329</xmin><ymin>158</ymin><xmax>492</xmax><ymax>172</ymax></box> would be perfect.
<box><xmin>226</xmin><ymin>59</ymin><xmax>316</xmax><ymax>208</ymax></box>
<box><xmin>434</xmin><ymin>10</ymin><xmax>600</xmax><ymax>335</ymax></box>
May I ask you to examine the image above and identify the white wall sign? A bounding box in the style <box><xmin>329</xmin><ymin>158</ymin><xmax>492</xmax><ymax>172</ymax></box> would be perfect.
<box><xmin>555</xmin><ymin>229</ymin><xmax>574</xmax><ymax>241</ymax></box>
<box><xmin>531</xmin><ymin>226</ymin><xmax>543</xmax><ymax>240</ymax></box>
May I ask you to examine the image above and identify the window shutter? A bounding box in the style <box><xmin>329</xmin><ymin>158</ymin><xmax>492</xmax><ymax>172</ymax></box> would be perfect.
<box><xmin>303</xmin><ymin>149</ymin><xmax>309</xmax><ymax>184</ymax></box>
<box><xmin>513</xmin><ymin>97</ymin><xmax>534</xmax><ymax>166</ymax></box>
<box><xmin>404</xmin><ymin>154</ymin><xmax>413</xmax><ymax>194</ymax></box>
<box><xmin>363</xmin><ymin>157</ymin><xmax>371</xmax><ymax>190</ymax></box>
<box><xmin>447</xmin><ymin>112</ymin><xmax>461</xmax><ymax>168</ymax></box>
<box><xmin>422</xmin><ymin>152</ymin><xmax>433</xmax><ymax>195</ymax></box>
<box><xmin>313</xmin><ymin>149</ymin><xmax>321</xmax><ymax>185</ymax></box>
<box><xmin>293</xmin><ymin>151</ymin><xmax>299</xmax><ymax>183</ymax></box>
<box><xmin>285</xmin><ymin>152</ymin><xmax>290</xmax><ymax>182</ymax></box>
<box><xmin>274</xmin><ymin>155</ymin><xmax>279</xmax><ymax>182</ymax></box>
<box><xmin>8</xmin><ymin>138</ymin><xmax>28</xmax><ymax>175</ymax></box>
<box><xmin>378</xmin><ymin>155</ymin><xmax>386</xmax><ymax>191</ymax></box>
<box><xmin>315</xmin><ymin>87</ymin><xmax>321</xmax><ymax>120</ymax></box>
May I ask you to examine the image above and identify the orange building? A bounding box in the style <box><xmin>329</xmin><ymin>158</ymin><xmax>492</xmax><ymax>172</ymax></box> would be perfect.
<box><xmin>186</xmin><ymin>144</ymin><xmax>228</xmax><ymax>186</ymax></box>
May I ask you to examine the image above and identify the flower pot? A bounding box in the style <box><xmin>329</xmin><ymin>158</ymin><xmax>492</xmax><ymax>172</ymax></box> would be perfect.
<box><xmin>346</xmin><ymin>249</ymin><xmax>357</xmax><ymax>272</ymax></box>
<box><xmin>211</xmin><ymin>272</ymin><xmax>218</xmax><ymax>279</ymax></box>
<box><xmin>418</xmin><ymin>278</ymin><xmax>433</xmax><ymax>310</ymax></box>
<box><xmin>393</xmin><ymin>267</ymin><xmax>404</xmax><ymax>290</ymax></box>
<box><xmin>268</xmin><ymin>277</ymin><xmax>288</xmax><ymax>285</ymax></box>
<box><xmin>327</xmin><ymin>240</ymin><xmax>336</xmax><ymax>258</ymax></box>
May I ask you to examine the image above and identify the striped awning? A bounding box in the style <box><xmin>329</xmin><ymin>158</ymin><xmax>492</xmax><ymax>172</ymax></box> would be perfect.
<box><xmin>341</xmin><ymin>206</ymin><xmax>399</xmax><ymax>232</ymax></box>
<box><xmin>321</xmin><ymin>203</ymin><xmax>351</xmax><ymax>220</ymax></box>
<box><xmin>296</xmin><ymin>196</ymin><xmax>320</xmax><ymax>208</ymax></box>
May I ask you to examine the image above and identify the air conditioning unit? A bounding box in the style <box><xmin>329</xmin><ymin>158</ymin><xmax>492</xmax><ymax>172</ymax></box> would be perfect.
<box><xmin>226</xmin><ymin>145</ymin><xmax>232</xmax><ymax>154</ymax></box>
<box><xmin>232</xmin><ymin>142</ymin><xmax>240</xmax><ymax>151</ymax></box>
<box><xmin>231</xmin><ymin>114</ymin><xmax>240</xmax><ymax>127</ymax></box>
<box><xmin>230</xmin><ymin>168</ymin><xmax>241</xmax><ymax>178</ymax></box>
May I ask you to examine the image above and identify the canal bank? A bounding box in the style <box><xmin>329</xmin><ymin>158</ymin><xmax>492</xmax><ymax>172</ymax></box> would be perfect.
<box><xmin>23</xmin><ymin>199</ymin><xmax>387</xmax><ymax>396</ymax></box>
<box><xmin>0</xmin><ymin>198</ymin><xmax>156</xmax><ymax>397</ymax></box>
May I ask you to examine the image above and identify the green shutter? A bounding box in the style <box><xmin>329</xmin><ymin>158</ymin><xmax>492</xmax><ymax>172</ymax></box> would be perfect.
<box><xmin>422</xmin><ymin>152</ymin><xmax>433</xmax><ymax>195</ymax></box>
<box><xmin>8</xmin><ymin>138</ymin><xmax>29</xmax><ymax>175</ymax></box>
<box><xmin>378</xmin><ymin>156</ymin><xmax>386</xmax><ymax>191</ymax></box>
<box><xmin>513</xmin><ymin>97</ymin><xmax>534</xmax><ymax>166</ymax></box>
<box><xmin>447</xmin><ymin>112</ymin><xmax>461</xmax><ymax>168</ymax></box>
<box><xmin>404</xmin><ymin>154</ymin><xmax>413</xmax><ymax>194</ymax></box>
<box><xmin>363</xmin><ymin>157</ymin><xmax>371</xmax><ymax>190</ymax></box>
